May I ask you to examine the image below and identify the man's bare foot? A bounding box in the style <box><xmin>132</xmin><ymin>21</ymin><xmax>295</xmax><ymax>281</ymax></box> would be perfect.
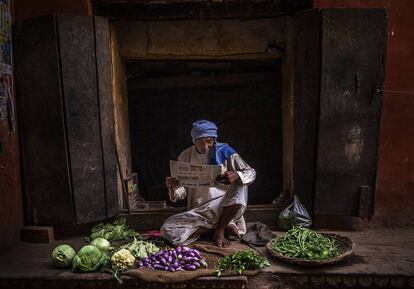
<box><xmin>225</xmin><ymin>224</ymin><xmax>241</xmax><ymax>239</ymax></box>
<box><xmin>213</xmin><ymin>229</ymin><xmax>231</xmax><ymax>247</ymax></box>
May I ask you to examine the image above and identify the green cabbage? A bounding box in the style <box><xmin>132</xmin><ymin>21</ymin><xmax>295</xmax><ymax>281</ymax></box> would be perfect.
<box><xmin>52</xmin><ymin>244</ymin><xmax>76</xmax><ymax>268</ymax></box>
<box><xmin>72</xmin><ymin>245</ymin><xmax>108</xmax><ymax>272</ymax></box>
<box><xmin>91</xmin><ymin>238</ymin><xmax>112</xmax><ymax>252</ymax></box>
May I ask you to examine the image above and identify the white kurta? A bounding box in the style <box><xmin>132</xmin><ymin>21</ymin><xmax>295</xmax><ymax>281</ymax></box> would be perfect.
<box><xmin>160</xmin><ymin>145</ymin><xmax>256</xmax><ymax>245</ymax></box>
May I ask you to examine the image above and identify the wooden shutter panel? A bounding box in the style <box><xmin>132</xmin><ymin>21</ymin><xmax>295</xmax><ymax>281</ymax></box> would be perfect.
<box><xmin>15</xmin><ymin>15</ymin><xmax>118</xmax><ymax>225</ymax></box>
<box><xmin>313</xmin><ymin>9</ymin><xmax>387</xmax><ymax>217</ymax></box>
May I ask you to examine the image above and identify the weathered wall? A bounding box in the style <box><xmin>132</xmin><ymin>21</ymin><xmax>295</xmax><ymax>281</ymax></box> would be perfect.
<box><xmin>14</xmin><ymin>0</ymin><xmax>92</xmax><ymax>22</ymax></box>
<box><xmin>0</xmin><ymin>1</ymin><xmax>21</xmax><ymax>251</ymax></box>
<box><xmin>0</xmin><ymin>122</ymin><xmax>23</xmax><ymax>250</ymax></box>
<box><xmin>113</xmin><ymin>19</ymin><xmax>285</xmax><ymax>60</ymax></box>
<box><xmin>314</xmin><ymin>0</ymin><xmax>414</xmax><ymax>225</ymax></box>
<box><xmin>110</xmin><ymin>24</ymin><xmax>132</xmax><ymax>208</ymax></box>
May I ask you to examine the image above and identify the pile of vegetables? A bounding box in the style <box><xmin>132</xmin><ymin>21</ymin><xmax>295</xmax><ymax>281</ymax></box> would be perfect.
<box><xmin>89</xmin><ymin>218</ymin><xmax>140</xmax><ymax>241</ymax></box>
<box><xmin>137</xmin><ymin>246</ymin><xmax>208</xmax><ymax>272</ymax></box>
<box><xmin>119</xmin><ymin>237</ymin><xmax>160</xmax><ymax>259</ymax></box>
<box><xmin>215</xmin><ymin>250</ymin><xmax>270</xmax><ymax>276</ymax></box>
<box><xmin>271</xmin><ymin>226</ymin><xmax>339</xmax><ymax>260</ymax></box>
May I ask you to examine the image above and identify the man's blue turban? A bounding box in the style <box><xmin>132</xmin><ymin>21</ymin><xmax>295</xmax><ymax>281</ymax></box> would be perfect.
<box><xmin>191</xmin><ymin>120</ymin><xmax>218</xmax><ymax>143</ymax></box>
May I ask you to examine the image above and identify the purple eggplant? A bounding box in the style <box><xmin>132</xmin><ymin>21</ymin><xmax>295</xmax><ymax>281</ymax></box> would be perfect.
<box><xmin>153</xmin><ymin>264</ymin><xmax>166</xmax><ymax>270</ymax></box>
<box><xmin>150</xmin><ymin>256</ymin><xmax>157</xmax><ymax>262</ymax></box>
<box><xmin>168</xmin><ymin>266</ymin><xmax>176</xmax><ymax>272</ymax></box>
<box><xmin>176</xmin><ymin>246</ymin><xmax>182</xmax><ymax>253</ymax></box>
<box><xmin>159</xmin><ymin>257</ymin><xmax>167</xmax><ymax>266</ymax></box>
<box><xmin>186</xmin><ymin>251</ymin><xmax>195</xmax><ymax>257</ymax></box>
<box><xmin>137</xmin><ymin>261</ymin><xmax>144</xmax><ymax>267</ymax></box>
<box><xmin>186</xmin><ymin>256</ymin><xmax>199</xmax><ymax>262</ymax></box>
<box><xmin>192</xmin><ymin>249</ymin><xmax>202</xmax><ymax>259</ymax></box>
<box><xmin>200</xmin><ymin>259</ymin><xmax>208</xmax><ymax>268</ymax></box>
<box><xmin>184</xmin><ymin>264</ymin><xmax>196</xmax><ymax>271</ymax></box>
<box><xmin>167</xmin><ymin>256</ymin><xmax>173</xmax><ymax>263</ymax></box>
<box><xmin>193</xmin><ymin>261</ymin><xmax>201</xmax><ymax>268</ymax></box>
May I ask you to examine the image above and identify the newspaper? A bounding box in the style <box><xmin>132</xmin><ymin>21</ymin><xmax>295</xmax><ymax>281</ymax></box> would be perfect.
<box><xmin>170</xmin><ymin>160</ymin><xmax>222</xmax><ymax>188</ymax></box>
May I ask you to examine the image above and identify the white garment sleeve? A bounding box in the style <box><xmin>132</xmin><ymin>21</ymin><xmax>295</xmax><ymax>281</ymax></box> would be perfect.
<box><xmin>168</xmin><ymin>186</ymin><xmax>187</xmax><ymax>203</ymax></box>
<box><xmin>228</xmin><ymin>153</ymin><xmax>256</xmax><ymax>186</ymax></box>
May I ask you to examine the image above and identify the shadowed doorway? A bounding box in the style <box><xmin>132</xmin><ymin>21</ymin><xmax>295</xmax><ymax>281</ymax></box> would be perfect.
<box><xmin>127</xmin><ymin>60</ymin><xmax>282</xmax><ymax>206</ymax></box>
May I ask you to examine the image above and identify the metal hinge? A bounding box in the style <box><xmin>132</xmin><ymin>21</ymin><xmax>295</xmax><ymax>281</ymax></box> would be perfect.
<box><xmin>358</xmin><ymin>186</ymin><xmax>372</xmax><ymax>219</ymax></box>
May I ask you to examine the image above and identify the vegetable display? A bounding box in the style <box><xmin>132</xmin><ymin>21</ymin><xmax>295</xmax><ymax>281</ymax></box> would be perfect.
<box><xmin>89</xmin><ymin>218</ymin><xmax>140</xmax><ymax>241</ymax></box>
<box><xmin>52</xmin><ymin>244</ymin><xmax>76</xmax><ymax>268</ymax></box>
<box><xmin>215</xmin><ymin>250</ymin><xmax>270</xmax><ymax>276</ymax></box>
<box><xmin>271</xmin><ymin>226</ymin><xmax>339</xmax><ymax>260</ymax></box>
<box><xmin>72</xmin><ymin>245</ymin><xmax>108</xmax><ymax>272</ymax></box>
<box><xmin>136</xmin><ymin>246</ymin><xmax>208</xmax><ymax>272</ymax></box>
<box><xmin>119</xmin><ymin>237</ymin><xmax>160</xmax><ymax>259</ymax></box>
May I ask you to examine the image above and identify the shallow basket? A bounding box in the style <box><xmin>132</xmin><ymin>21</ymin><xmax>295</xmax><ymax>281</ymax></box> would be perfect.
<box><xmin>266</xmin><ymin>233</ymin><xmax>354</xmax><ymax>267</ymax></box>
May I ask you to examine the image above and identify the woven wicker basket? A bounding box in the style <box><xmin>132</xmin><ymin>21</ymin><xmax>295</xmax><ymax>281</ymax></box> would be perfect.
<box><xmin>266</xmin><ymin>233</ymin><xmax>354</xmax><ymax>267</ymax></box>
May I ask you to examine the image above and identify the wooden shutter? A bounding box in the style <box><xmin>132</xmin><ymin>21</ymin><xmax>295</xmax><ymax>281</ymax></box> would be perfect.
<box><xmin>313</xmin><ymin>9</ymin><xmax>387</xmax><ymax>217</ymax></box>
<box><xmin>15</xmin><ymin>15</ymin><xmax>118</xmax><ymax>225</ymax></box>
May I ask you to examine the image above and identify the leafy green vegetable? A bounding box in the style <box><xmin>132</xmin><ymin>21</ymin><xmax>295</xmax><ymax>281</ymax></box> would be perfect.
<box><xmin>52</xmin><ymin>244</ymin><xmax>76</xmax><ymax>268</ymax></box>
<box><xmin>119</xmin><ymin>237</ymin><xmax>159</xmax><ymax>259</ymax></box>
<box><xmin>72</xmin><ymin>245</ymin><xmax>108</xmax><ymax>272</ymax></box>
<box><xmin>89</xmin><ymin>218</ymin><xmax>140</xmax><ymax>241</ymax></box>
<box><xmin>215</xmin><ymin>250</ymin><xmax>270</xmax><ymax>276</ymax></box>
<box><xmin>271</xmin><ymin>226</ymin><xmax>339</xmax><ymax>260</ymax></box>
<box><xmin>91</xmin><ymin>238</ymin><xmax>113</xmax><ymax>252</ymax></box>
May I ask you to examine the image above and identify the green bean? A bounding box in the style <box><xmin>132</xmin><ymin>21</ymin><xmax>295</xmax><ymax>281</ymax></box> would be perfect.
<box><xmin>271</xmin><ymin>226</ymin><xmax>339</xmax><ymax>260</ymax></box>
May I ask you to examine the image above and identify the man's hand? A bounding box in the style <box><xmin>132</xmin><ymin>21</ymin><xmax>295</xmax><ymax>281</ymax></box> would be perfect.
<box><xmin>216</xmin><ymin>171</ymin><xmax>239</xmax><ymax>185</ymax></box>
<box><xmin>165</xmin><ymin>177</ymin><xmax>180</xmax><ymax>189</ymax></box>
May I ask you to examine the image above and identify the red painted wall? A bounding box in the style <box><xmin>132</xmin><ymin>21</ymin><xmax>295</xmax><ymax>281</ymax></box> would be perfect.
<box><xmin>0</xmin><ymin>121</ymin><xmax>23</xmax><ymax>250</ymax></box>
<box><xmin>0</xmin><ymin>1</ymin><xmax>22</xmax><ymax>251</ymax></box>
<box><xmin>314</xmin><ymin>0</ymin><xmax>414</xmax><ymax>225</ymax></box>
<box><xmin>14</xmin><ymin>0</ymin><xmax>92</xmax><ymax>22</ymax></box>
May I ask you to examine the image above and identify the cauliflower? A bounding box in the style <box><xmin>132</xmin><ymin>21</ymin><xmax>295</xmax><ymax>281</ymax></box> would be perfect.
<box><xmin>111</xmin><ymin>249</ymin><xmax>135</xmax><ymax>270</ymax></box>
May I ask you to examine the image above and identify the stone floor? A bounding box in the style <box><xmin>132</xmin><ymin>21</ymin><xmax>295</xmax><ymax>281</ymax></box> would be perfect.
<box><xmin>0</xmin><ymin>227</ymin><xmax>413</xmax><ymax>289</ymax></box>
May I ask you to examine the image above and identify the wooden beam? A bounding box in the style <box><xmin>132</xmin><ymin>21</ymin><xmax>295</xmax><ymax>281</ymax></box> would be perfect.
<box><xmin>281</xmin><ymin>16</ymin><xmax>295</xmax><ymax>200</ymax></box>
<box><xmin>123</xmin><ymin>205</ymin><xmax>281</xmax><ymax>230</ymax></box>
<box><xmin>94</xmin><ymin>0</ymin><xmax>312</xmax><ymax>20</ymax></box>
<box><xmin>128</xmin><ymin>72</ymin><xmax>280</xmax><ymax>90</ymax></box>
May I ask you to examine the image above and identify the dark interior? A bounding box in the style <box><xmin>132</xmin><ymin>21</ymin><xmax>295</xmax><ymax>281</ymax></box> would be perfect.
<box><xmin>127</xmin><ymin>60</ymin><xmax>283</xmax><ymax>206</ymax></box>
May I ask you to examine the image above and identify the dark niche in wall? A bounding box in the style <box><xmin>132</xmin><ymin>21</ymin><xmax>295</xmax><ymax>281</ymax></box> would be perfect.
<box><xmin>127</xmin><ymin>60</ymin><xmax>282</xmax><ymax>206</ymax></box>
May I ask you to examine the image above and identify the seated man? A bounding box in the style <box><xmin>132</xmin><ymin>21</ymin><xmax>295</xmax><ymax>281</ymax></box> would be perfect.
<box><xmin>160</xmin><ymin>120</ymin><xmax>256</xmax><ymax>247</ymax></box>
